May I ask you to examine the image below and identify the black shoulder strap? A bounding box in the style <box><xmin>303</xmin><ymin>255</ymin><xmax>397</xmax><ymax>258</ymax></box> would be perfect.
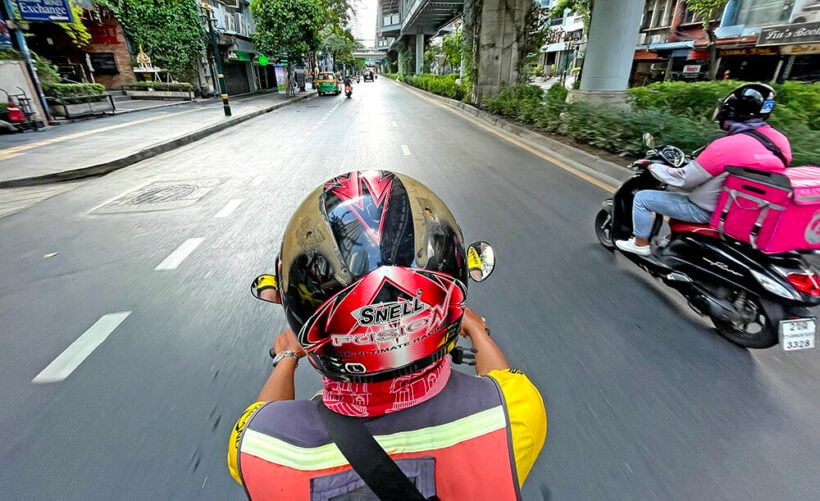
<box><xmin>740</xmin><ymin>129</ymin><xmax>788</xmax><ymax>167</ymax></box>
<box><xmin>317</xmin><ymin>402</ymin><xmax>435</xmax><ymax>501</ymax></box>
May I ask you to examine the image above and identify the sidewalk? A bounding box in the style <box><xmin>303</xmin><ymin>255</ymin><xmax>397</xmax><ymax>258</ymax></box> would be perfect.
<box><xmin>0</xmin><ymin>90</ymin><xmax>315</xmax><ymax>188</ymax></box>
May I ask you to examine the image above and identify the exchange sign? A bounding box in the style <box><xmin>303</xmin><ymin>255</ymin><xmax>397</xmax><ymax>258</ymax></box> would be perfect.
<box><xmin>16</xmin><ymin>0</ymin><xmax>74</xmax><ymax>23</ymax></box>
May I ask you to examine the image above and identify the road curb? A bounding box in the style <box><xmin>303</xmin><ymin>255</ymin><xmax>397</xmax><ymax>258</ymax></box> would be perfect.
<box><xmin>0</xmin><ymin>92</ymin><xmax>316</xmax><ymax>189</ymax></box>
<box><xmin>387</xmin><ymin>78</ymin><xmax>632</xmax><ymax>185</ymax></box>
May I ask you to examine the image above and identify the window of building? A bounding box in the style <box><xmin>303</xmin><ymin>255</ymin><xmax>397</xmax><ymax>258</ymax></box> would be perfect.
<box><xmin>642</xmin><ymin>6</ymin><xmax>655</xmax><ymax>29</ymax></box>
<box><xmin>661</xmin><ymin>0</ymin><xmax>675</xmax><ymax>26</ymax></box>
<box><xmin>735</xmin><ymin>0</ymin><xmax>793</xmax><ymax>27</ymax></box>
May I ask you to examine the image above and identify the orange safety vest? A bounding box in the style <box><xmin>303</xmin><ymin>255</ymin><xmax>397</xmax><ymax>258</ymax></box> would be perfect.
<box><xmin>237</xmin><ymin>370</ymin><xmax>521</xmax><ymax>500</ymax></box>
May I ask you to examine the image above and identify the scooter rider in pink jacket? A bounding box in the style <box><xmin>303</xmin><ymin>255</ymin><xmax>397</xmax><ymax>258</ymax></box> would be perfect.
<box><xmin>616</xmin><ymin>83</ymin><xmax>792</xmax><ymax>256</ymax></box>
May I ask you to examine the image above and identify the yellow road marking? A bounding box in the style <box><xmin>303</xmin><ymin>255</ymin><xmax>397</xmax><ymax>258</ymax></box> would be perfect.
<box><xmin>397</xmin><ymin>82</ymin><xmax>617</xmax><ymax>193</ymax></box>
<box><xmin>0</xmin><ymin>107</ymin><xmax>206</xmax><ymax>161</ymax></box>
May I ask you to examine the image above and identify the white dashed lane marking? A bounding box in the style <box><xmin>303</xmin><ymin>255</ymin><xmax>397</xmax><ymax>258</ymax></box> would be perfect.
<box><xmin>214</xmin><ymin>199</ymin><xmax>244</xmax><ymax>218</ymax></box>
<box><xmin>32</xmin><ymin>312</ymin><xmax>132</xmax><ymax>384</ymax></box>
<box><xmin>155</xmin><ymin>238</ymin><xmax>205</xmax><ymax>270</ymax></box>
<box><xmin>401</xmin><ymin>145</ymin><xmax>411</xmax><ymax>156</ymax></box>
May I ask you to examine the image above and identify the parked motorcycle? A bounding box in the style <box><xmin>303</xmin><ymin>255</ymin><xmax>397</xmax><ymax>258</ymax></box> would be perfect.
<box><xmin>1</xmin><ymin>87</ymin><xmax>40</xmax><ymax>133</ymax></box>
<box><xmin>594</xmin><ymin>133</ymin><xmax>818</xmax><ymax>350</ymax></box>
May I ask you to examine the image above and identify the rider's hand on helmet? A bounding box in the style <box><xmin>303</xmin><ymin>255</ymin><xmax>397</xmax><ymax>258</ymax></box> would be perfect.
<box><xmin>272</xmin><ymin>329</ymin><xmax>307</xmax><ymax>358</ymax></box>
<box><xmin>460</xmin><ymin>307</ymin><xmax>489</xmax><ymax>340</ymax></box>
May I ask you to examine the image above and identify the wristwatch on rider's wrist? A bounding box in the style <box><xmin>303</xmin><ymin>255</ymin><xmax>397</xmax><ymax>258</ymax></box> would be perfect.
<box><xmin>272</xmin><ymin>350</ymin><xmax>299</xmax><ymax>368</ymax></box>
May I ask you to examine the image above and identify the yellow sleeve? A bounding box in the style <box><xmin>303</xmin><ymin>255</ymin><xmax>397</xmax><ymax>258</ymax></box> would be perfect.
<box><xmin>227</xmin><ymin>402</ymin><xmax>267</xmax><ymax>485</ymax></box>
<box><xmin>488</xmin><ymin>369</ymin><xmax>547</xmax><ymax>487</ymax></box>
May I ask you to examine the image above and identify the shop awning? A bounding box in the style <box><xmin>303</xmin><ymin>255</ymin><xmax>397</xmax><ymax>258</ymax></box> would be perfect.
<box><xmin>648</xmin><ymin>41</ymin><xmax>695</xmax><ymax>50</ymax></box>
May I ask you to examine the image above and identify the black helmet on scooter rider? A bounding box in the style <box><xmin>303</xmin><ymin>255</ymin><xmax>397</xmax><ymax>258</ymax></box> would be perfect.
<box><xmin>712</xmin><ymin>83</ymin><xmax>776</xmax><ymax>127</ymax></box>
<box><xmin>275</xmin><ymin>171</ymin><xmax>470</xmax><ymax>382</ymax></box>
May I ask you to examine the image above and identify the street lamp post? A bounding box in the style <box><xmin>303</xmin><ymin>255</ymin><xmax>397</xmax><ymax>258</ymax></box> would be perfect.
<box><xmin>201</xmin><ymin>0</ymin><xmax>231</xmax><ymax>117</ymax></box>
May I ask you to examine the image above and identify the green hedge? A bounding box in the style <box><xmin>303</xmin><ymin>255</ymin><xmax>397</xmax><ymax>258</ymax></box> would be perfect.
<box><xmin>0</xmin><ymin>50</ymin><xmax>23</xmax><ymax>60</ymax></box>
<box><xmin>125</xmin><ymin>81</ymin><xmax>194</xmax><ymax>92</ymax></box>
<box><xmin>627</xmin><ymin>80</ymin><xmax>820</xmax><ymax>131</ymax></box>
<box><xmin>43</xmin><ymin>83</ymin><xmax>106</xmax><ymax>98</ymax></box>
<box><xmin>482</xmin><ymin>82</ymin><xmax>817</xmax><ymax>165</ymax></box>
<box><xmin>402</xmin><ymin>74</ymin><xmax>466</xmax><ymax>100</ymax></box>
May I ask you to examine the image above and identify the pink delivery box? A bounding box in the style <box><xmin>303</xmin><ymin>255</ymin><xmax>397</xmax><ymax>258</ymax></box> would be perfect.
<box><xmin>711</xmin><ymin>165</ymin><xmax>820</xmax><ymax>254</ymax></box>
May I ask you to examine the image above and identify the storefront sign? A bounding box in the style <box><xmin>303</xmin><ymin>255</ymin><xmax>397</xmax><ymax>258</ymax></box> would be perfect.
<box><xmin>227</xmin><ymin>50</ymin><xmax>251</xmax><ymax>62</ymax></box>
<box><xmin>687</xmin><ymin>50</ymin><xmax>710</xmax><ymax>60</ymax></box>
<box><xmin>89</xmin><ymin>22</ymin><xmax>121</xmax><ymax>45</ymax></box>
<box><xmin>543</xmin><ymin>42</ymin><xmax>567</xmax><ymax>53</ymax></box>
<box><xmin>547</xmin><ymin>28</ymin><xmax>583</xmax><ymax>45</ymax></box>
<box><xmin>780</xmin><ymin>43</ymin><xmax>820</xmax><ymax>55</ymax></box>
<box><xmin>719</xmin><ymin>47</ymin><xmax>779</xmax><ymax>56</ymax></box>
<box><xmin>273</xmin><ymin>65</ymin><xmax>286</xmax><ymax>92</ymax></box>
<box><xmin>682</xmin><ymin>64</ymin><xmax>701</xmax><ymax>74</ymax></box>
<box><xmin>16</xmin><ymin>0</ymin><xmax>74</xmax><ymax>23</ymax></box>
<box><xmin>758</xmin><ymin>22</ymin><xmax>820</xmax><ymax>46</ymax></box>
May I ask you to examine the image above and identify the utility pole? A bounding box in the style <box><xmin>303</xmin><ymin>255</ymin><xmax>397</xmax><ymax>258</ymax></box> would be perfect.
<box><xmin>201</xmin><ymin>0</ymin><xmax>231</xmax><ymax>116</ymax></box>
<box><xmin>1</xmin><ymin>0</ymin><xmax>52</xmax><ymax>124</ymax></box>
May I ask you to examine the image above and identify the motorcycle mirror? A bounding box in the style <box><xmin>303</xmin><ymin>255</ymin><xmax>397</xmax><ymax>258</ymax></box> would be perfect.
<box><xmin>642</xmin><ymin>133</ymin><xmax>656</xmax><ymax>149</ymax></box>
<box><xmin>251</xmin><ymin>274</ymin><xmax>281</xmax><ymax>304</ymax></box>
<box><xmin>467</xmin><ymin>241</ymin><xmax>496</xmax><ymax>282</ymax></box>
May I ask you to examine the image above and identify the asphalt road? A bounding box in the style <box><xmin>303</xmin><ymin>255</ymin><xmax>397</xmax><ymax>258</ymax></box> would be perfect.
<box><xmin>1</xmin><ymin>78</ymin><xmax>818</xmax><ymax>500</ymax></box>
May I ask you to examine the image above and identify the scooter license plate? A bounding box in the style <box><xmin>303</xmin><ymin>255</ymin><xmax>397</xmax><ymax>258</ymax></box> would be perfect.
<box><xmin>779</xmin><ymin>318</ymin><xmax>816</xmax><ymax>351</ymax></box>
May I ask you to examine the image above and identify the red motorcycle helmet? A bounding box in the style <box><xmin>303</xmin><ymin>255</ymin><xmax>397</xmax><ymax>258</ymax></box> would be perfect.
<box><xmin>277</xmin><ymin>171</ymin><xmax>469</xmax><ymax>382</ymax></box>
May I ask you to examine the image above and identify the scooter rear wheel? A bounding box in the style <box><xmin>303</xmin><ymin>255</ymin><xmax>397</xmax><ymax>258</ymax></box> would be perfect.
<box><xmin>594</xmin><ymin>208</ymin><xmax>616</xmax><ymax>250</ymax></box>
<box><xmin>711</xmin><ymin>294</ymin><xmax>782</xmax><ymax>349</ymax></box>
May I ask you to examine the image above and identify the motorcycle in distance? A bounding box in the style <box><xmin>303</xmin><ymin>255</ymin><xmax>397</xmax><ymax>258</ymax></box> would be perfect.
<box><xmin>344</xmin><ymin>82</ymin><xmax>352</xmax><ymax>98</ymax></box>
<box><xmin>594</xmin><ymin>133</ymin><xmax>819</xmax><ymax>350</ymax></box>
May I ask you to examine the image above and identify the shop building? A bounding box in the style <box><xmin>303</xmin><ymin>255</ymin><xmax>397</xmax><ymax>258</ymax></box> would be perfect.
<box><xmin>205</xmin><ymin>0</ymin><xmax>276</xmax><ymax>96</ymax></box>
<box><xmin>631</xmin><ymin>0</ymin><xmax>820</xmax><ymax>86</ymax></box>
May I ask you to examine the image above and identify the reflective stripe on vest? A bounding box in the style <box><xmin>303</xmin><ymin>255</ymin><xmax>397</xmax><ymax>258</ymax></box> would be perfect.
<box><xmin>237</xmin><ymin>371</ymin><xmax>521</xmax><ymax>499</ymax></box>
<box><xmin>241</xmin><ymin>405</ymin><xmax>506</xmax><ymax>470</ymax></box>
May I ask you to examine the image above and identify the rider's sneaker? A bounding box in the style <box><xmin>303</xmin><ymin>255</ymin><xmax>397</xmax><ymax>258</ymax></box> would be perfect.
<box><xmin>616</xmin><ymin>237</ymin><xmax>651</xmax><ymax>256</ymax></box>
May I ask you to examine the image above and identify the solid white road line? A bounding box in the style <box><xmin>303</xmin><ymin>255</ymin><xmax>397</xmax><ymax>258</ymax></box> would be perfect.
<box><xmin>401</xmin><ymin>145</ymin><xmax>411</xmax><ymax>156</ymax></box>
<box><xmin>214</xmin><ymin>199</ymin><xmax>244</xmax><ymax>218</ymax></box>
<box><xmin>251</xmin><ymin>175</ymin><xmax>265</xmax><ymax>187</ymax></box>
<box><xmin>155</xmin><ymin>238</ymin><xmax>205</xmax><ymax>270</ymax></box>
<box><xmin>32</xmin><ymin>312</ymin><xmax>132</xmax><ymax>384</ymax></box>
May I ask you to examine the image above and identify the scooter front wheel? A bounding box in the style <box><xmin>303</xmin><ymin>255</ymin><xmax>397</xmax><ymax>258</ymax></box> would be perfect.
<box><xmin>594</xmin><ymin>208</ymin><xmax>616</xmax><ymax>250</ymax></box>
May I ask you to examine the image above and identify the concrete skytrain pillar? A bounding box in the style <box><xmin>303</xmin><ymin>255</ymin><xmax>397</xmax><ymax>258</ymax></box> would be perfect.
<box><xmin>573</xmin><ymin>0</ymin><xmax>645</xmax><ymax>106</ymax></box>
<box><xmin>415</xmin><ymin>34</ymin><xmax>424</xmax><ymax>74</ymax></box>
